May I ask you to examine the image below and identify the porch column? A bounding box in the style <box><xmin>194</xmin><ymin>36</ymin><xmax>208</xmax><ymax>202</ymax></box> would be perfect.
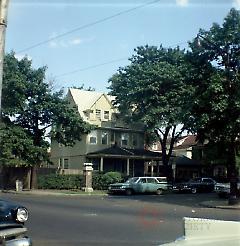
<box><xmin>126</xmin><ymin>159</ymin><xmax>130</xmax><ymax>176</ymax></box>
<box><xmin>151</xmin><ymin>164</ymin><xmax>154</xmax><ymax>177</ymax></box>
<box><xmin>100</xmin><ymin>157</ymin><xmax>104</xmax><ymax>172</ymax></box>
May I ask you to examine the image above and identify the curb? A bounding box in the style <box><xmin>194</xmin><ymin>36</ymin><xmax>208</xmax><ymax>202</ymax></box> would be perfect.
<box><xmin>200</xmin><ymin>201</ymin><xmax>240</xmax><ymax>210</ymax></box>
<box><xmin>1</xmin><ymin>190</ymin><xmax>108</xmax><ymax>197</ymax></box>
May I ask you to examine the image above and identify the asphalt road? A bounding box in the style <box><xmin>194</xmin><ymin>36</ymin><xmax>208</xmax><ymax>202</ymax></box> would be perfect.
<box><xmin>1</xmin><ymin>193</ymin><xmax>239</xmax><ymax>246</ymax></box>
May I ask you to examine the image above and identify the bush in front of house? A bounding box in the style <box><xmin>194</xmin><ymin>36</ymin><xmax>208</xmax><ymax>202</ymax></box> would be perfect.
<box><xmin>38</xmin><ymin>174</ymin><xmax>83</xmax><ymax>190</ymax></box>
<box><xmin>92</xmin><ymin>171</ymin><xmax>123</xmax><ymax>190</ymax></box>
<box><xmin>38</xmin><ymin>171</ymin><xmax>123</xmax><ymax>190</ymax></box>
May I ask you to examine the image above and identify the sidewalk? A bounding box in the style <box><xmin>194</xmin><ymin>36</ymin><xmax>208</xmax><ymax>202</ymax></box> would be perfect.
<box><xmin>1</xmin><ymin>189</ymin><xmax>107</xmax><ymax>196</ymax></box>
<box><xmin>200</xmin><ymin>200</ymin><xmax>240</xmax><ymax>210</ymax></box>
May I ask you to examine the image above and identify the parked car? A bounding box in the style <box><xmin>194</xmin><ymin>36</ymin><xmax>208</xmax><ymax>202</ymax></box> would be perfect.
<box><xmin>0</xmin><ymin>199</ymin><xmax>32</xmax><ymax>245</ymax></box>
<box><xmin>215</xmin><ymin>179</ymin><xmax>240</xmax><ymax>198</ymax></box>
<box><xmin>172</xmin><ymin>177</ymin><xmax>216</xmax><ymax>194</ymax></box>
<box><xmin>108</xmin><ymin>176</ymin><xmax>171</xmax><ymax>195</ymax></box>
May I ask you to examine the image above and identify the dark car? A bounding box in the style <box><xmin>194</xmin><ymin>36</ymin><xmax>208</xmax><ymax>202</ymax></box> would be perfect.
<box><xmin>0</xmin><ymin>199</ymin><xmax>31</xmax><ymax>245</ymax></box>
<box><xmin>215</xmin><ymin>178</ymin><xmax>240</xmax><ymax>198</ymax></box>
<box><xmin>173</xmin><ymin>177</ymin><xmax>216</xmax><ymax>194</ymax></box>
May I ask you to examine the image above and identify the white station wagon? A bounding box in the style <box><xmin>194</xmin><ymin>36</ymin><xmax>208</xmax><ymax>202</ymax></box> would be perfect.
<box><xmin>108</xmin><ymin>176</ymin><xmax>171</xmax><ymax>195</ymax></box>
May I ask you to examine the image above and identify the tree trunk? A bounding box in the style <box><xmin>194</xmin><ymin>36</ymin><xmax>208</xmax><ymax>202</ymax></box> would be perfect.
<box><xmin>228</xmin><ymin>140</ymin><xmax>239</xmax><ymax>205</ymax></box>
<box><xmin>30</xmin><ymin>165</ymin><xmax>38</xmax><ymax>189</ymax></box>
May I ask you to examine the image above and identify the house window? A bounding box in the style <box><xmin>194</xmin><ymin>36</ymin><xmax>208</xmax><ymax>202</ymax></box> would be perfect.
<box><xmin>96</xmin><ymin>109</ymin><xmax>101</xmax><ymax>120</ymax></box>
<box><xmin>132</xmin><ymin>134</ymin><xmax>138</xmax><ymax>147</ymax></box>
<box><xmin>104</xmin><ymin>111</ymin><xmax>109</xmax><ymax>120</ymax></box>
<box><xmin>58</xmin><ymin>158</ymin><xmax>63</xmax><ymax>168</ymax></box>
<box><xmin>110</xmin><ymin>132</ymin><xmax>115</xmax><ymax>142</ymax></box>
<box><xmin>101</xmin><ymin>131</ymin><xmax>108</xmax><ymax>145</ymax></box>
<box><xmin>89</xmin><ymin>131</ymin><xmax>97</xmax><ymax>144</ymax></box>
<box><xmin>121</xmin><ymin>133</ymin><xmax>129</xmax><ymax>146</ymax></box>
<box><xmin>64</xmin><ymin>159</ymin><xmax>69</xmax><ymax>169</ymax></box>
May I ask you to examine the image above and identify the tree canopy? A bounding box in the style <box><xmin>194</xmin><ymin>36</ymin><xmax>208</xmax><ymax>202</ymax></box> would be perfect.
<box><xmin>188</xmin><ymin>8</ymin><xmax>240</xmax><ymax>144</ymax></box>
<box><xmin>188</xmin><ymin>8</ymin><xmax>240</xmax><ymax>203</ymax></box>
<box><xmin>1</xmin><ymin>52</ymin><xmax>91</xmax><ymax>169</ymax></box>
<box><xmin>109</xmin><ymin>45</ymin><xmax>194</xmax><ymax>170</ymax></box>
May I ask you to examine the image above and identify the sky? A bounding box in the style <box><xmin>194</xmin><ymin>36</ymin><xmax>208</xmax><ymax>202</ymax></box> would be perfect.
<box><xmin>5</xmin><ymin>0</ymin><xmax>240</xmax><ymax>93</ymax></box>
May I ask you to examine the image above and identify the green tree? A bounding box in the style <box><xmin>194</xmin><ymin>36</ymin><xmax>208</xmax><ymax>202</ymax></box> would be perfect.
<box><xmin>109</xmin><ymin>45</ymin><xmax>194</xmax><ymax>178</ymax></box>
<box><xmin>188</xmin><ymin>8</ymin><xmax>240</xmax><ymax>203</ymax></box>
<box><xmin>1</xmin><ymin>52</ymin><xmax>91</xmax><ymax>188</ymax></box>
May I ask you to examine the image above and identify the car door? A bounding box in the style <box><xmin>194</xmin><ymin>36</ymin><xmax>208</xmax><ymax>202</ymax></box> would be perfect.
<box><xmin>203</xmin><ymin>178</ymin><xmax>215</xmax><ymax>192</ymax></box>
<box><xmin>146</xmin><ymin>178</ymin><xmax>158</xmax><ymax>193</ymax></box>
<box><xmin>136</xmin><ymin>178</ymin><xmax>148</xmax><ymax>193</ymax></box>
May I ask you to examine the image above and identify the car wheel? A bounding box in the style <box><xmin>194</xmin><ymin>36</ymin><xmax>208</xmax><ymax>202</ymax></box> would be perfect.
<box><xmin>191</xmin><ymin>188</ymin><xmax>197</xmax><ymax>194</ymax></box>
<box><xmin>125</xmin><ymin>189</ymin><xmax>133</xmax><ymax>196</ymax></box>
<box><xmin>156</xmin><ymin>189</ymin><xmax>163</xmax><ymax>195</ymax></box>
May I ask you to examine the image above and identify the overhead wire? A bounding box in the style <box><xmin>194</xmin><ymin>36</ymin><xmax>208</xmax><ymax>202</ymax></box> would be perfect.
<box><xmin>16</xmin><ymin>0</ymin><xmax>162</xmax><ymax>54</ymax></box>
<box><xmin>55</xmin><ymin>41</ymin><xmax>188</xmax><ymax>78</ymax></box>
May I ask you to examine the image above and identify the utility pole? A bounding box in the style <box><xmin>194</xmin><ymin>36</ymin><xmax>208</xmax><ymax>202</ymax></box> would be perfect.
<box><xmin>0</xmin><ymin>0</ymin><xmax>9</xmax><ymax>117</ymax></box>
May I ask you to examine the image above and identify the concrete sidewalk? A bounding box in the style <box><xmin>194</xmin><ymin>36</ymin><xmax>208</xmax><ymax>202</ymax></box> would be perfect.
<box><xmin>1</xmin><ymin>189</ymin><xmax>107</xmax><ymax>196</ymax></box>
<box><xmin>200</xmin><ymin>200</ymin><xmax>240</xmax><ymax>210</ymax></box>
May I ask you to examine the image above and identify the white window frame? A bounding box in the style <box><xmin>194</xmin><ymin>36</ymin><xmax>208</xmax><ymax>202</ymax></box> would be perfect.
<box><xmin>101</xmin><ymin>131</ymin><xmax>108</xmax><ymax>145</ymax></box>
<box><xmin>96</xmin><ymin>109</ymin><xmax>101</xmax><ymax>120</ymax></box>
<box><xmin>103</xmin><ymin>110</ymin><xmax>110</xmax><ymax>120</ymax></box>
<box><xmin>64</xmin><ymin>158</ymin><xmax>69</xmax><ymax>169</ymax></box>
<box><xmin>121</xmin><ymin>133</ymin><xmax>129</xmax><ymax>146</ymax></box>
<box><xmin>89</xmin><ymin>131</ymin><xmax>97</xmax><ymax>144</ymax></box>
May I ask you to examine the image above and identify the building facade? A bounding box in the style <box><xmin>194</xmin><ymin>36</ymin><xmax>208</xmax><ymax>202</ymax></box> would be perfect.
<box><xmin>51</xmin><ymin>89</ymin><xmax>162</xmax><ymax>176</ymax></box>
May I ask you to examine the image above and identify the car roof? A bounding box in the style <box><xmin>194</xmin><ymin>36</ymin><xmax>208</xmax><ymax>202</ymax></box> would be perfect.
<box><xmin>134</xmin><ymin>177</ymin><xmax>167</xmax><ymax>179</ymax></box>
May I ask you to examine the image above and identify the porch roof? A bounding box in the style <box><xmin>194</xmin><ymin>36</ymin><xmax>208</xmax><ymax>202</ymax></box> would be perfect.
<box><xmin>87</xmin><ymin>146</ymin><xmax>162</xmax><ymax>160</ymax></box>
<box><xmin>175</xmin><ymin>155</ymin><xmax>202</xmax><ymax>166</ymax></box>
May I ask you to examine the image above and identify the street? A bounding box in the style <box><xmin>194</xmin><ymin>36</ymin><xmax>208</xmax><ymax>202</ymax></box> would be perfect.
<box><xmin>1</xmin><ymin>193</ymin><xmax>239</xmax><ymax>246</ymax></box>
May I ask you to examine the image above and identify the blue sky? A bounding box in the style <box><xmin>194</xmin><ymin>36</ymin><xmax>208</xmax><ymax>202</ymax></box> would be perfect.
<box><xmin>5</xmin><ymin>0</ymin><xmax>240</xmax><ymax>92</ymax></box>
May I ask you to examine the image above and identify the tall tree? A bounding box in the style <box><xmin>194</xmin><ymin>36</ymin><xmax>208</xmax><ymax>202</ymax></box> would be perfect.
<box><xmin>1</xmin><ymin>52</ymin><xmax>91</xmax><ymax>188</ymax></box>
<box><xmin>188</xmin><ymin>8</ymin><xmax>240</xmax><ymax>204</ymax></box>
<box><xmin>109</xmin><ymin>45</ymin><xmax>194</xmax><ymax>178</ymax></box>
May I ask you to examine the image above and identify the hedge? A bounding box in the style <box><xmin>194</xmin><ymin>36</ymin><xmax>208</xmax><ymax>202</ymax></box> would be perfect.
<box><xmin>38</xmin><ymin>174</ymin><xmax>83</xmax><ymax>190</ymax></box>
<box><xmin>38</xmin><ymin>171</ymin><xmax>123</xmax><ymax>190</ymax></box>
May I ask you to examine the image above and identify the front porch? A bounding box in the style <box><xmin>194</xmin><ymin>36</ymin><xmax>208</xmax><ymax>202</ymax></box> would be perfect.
<box><xmin>86</xmin><ymin>145</ymin><xmax>163</xmax><ymax>177</ymax></box>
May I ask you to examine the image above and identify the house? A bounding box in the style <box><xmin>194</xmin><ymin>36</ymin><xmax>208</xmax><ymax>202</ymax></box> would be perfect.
<box><xmin>149</xmin><ymin>135</ymin><xmax>204</xmax><ymax>181</ymax></box>
<box><xmin>149</xmin><ymin>135</ymin><xmax>236</xmax><ymax>181</ymax></box>
<box><xmin>50</xmin><ymin>89</ymin><xmax>162</xmax><ymax>176</ymax></box>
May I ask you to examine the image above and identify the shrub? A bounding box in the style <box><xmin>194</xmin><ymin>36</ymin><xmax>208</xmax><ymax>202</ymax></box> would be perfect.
<box><xmin>38</xmin><ymin>174</ymin><xmax>83</xmax><ymax>190</ymax></box>
<box><xmin>92</xmin><ymin>172</ymin><xmax>123</xmax><ymax>190</ymax></box>
<box><xmin>38</xmin><ymin>171</ymin><xmax>123</xmax><ymax>190</ymax></box>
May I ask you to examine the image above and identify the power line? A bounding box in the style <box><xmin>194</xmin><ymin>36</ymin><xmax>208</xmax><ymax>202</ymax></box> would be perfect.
<box><xmin>55</xmin><ymin>41</ymin><xmax>187</xmax><ymax>78</ymax></box>
<box><xmin>16</xmin><ymin>0</ymin><xmax>162</xmax><ymax>54</ymax></box>
<box><xmin>56</xmin><ymin>57</ymin><xmax>128</xmax><ymax>78</ymax></box>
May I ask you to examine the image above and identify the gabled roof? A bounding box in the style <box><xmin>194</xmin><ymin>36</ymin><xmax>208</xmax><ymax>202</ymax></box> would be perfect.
<box><xmin>69</xmin><ymin>88</ymin><xmax>103</xmax><ymax>111</ymax></box>
<box><xmin>68</xmin><ymin>88</ymin><xmax>116</xmax><ymax>121</ymax></box>
<box><xmin>174</xmin><ymin>135</ymin><xmax>197</xmax><ymax>150</ymax></box>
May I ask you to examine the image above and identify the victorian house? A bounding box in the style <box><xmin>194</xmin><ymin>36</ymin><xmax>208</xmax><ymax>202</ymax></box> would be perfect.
<box><xmin>50</xmin><ymin>89</ymin><xmax>162</xmax><ymax>176</ymax></box>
